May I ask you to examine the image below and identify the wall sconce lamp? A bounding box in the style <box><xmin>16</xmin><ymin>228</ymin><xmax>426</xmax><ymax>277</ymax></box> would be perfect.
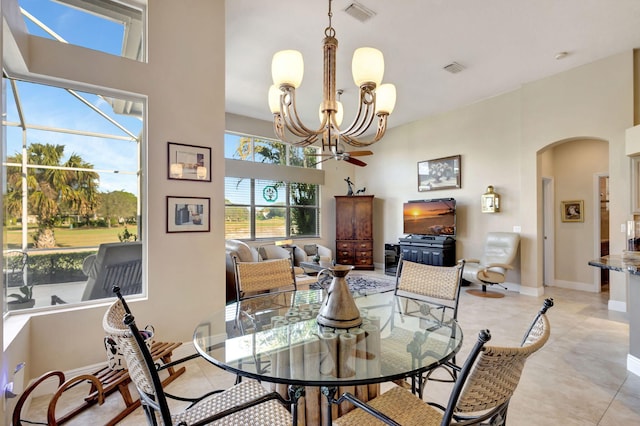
<box><xmin>481</xmin><ymin>185</ymin><xmax>500</xmax><ymax>213</ymax></box>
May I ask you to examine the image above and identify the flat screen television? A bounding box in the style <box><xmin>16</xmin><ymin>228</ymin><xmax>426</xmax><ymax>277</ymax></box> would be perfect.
<box><xmin>403</xmin><ymin>198</ymin><xmax>456</xmax><ymax>237</ymax></box>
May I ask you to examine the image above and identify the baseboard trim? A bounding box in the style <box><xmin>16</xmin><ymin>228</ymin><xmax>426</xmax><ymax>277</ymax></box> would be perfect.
<box><xmin>627</xmin><ymin>354</ymin><xmax>640</xmax><ymax>377</ymax></box>
<box><xmin>608</xmin><ymin>299</ymin><xmax>627</xmax><ymax>312</ymax></box>
<box><xmin>551</xmin><ymin>279</ymin><xmax>597</xmax><ymax>292</ymax></box>
<box><xmin>518</xmin><ymin>285</ymin><xmax>545</xmax><ymax>297</ymax></box>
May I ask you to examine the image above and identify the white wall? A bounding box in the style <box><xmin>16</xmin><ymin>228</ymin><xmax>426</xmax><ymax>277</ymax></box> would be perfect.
<box><xmin>356</xmin><ymin>52</ymin><xmax>634</xmax><ymax>301</ymax></box>
<box><xmin>1</xmin><ymin>0</ymin><xmax>227</xmax><ymax>399</ymax></box>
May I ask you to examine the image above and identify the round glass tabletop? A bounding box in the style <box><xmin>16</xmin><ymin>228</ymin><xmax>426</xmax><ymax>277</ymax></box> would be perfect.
<box><xmin>194</xmin><ymin>289</ymin><xmax>462</xmax><ymax>387</ymax></box>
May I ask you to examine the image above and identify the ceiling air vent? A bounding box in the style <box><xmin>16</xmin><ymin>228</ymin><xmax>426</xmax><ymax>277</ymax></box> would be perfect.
<box><xmin>344</xmin><ymin>2</ymin><xmax>376</xmax><ymax>22</ymax></box>
<box><xmin>443</xmin><ymin>62</ymin><xmax>465</xmax><ymax>74</ymax></box>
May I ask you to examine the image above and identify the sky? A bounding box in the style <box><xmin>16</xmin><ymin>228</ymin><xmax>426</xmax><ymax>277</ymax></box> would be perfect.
<box><xmin>5</xmin><ymin>0</ymin><xmax>142</xmax><ymax>195</ymax></box>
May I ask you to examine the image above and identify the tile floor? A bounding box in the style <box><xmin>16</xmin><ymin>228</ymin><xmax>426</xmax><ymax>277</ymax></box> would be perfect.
<box><xmin>21</xmin><ymin>273</ymin><xmax>640</xmax><ymax>425</ymax></box>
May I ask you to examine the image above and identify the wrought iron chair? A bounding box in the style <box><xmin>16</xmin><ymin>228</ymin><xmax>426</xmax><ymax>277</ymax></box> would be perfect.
<box><xmin>104</xmin><ymin>287</ymin><xmax>293</xmax><ymax>425</ymax></box>
<box><xmin>383</xmin><ymin>257</ymin><xmax>465</xmax><ymax>397</ymax></box>
<box><xmin>333</xmin><ymin>298</ymin><xmax>554</xmax><ymax>426</ymax></box>
<box><xmin>233</xmin><ymin>256</ymin><xmax>297</xmax><ymax>303</ymax></box>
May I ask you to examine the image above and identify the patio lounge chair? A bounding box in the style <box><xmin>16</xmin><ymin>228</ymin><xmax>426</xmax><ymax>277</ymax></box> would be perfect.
<box><xmin>81</xmin><ymin>242</ymin><xmax>142</xmax><ymax>301</ymax></box>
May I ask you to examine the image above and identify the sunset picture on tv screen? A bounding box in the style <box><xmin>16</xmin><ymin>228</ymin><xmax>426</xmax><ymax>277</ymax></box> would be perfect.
<box><xmin>403</xmin><ymin>200</ymin><xmax>455</xmax><ymax>236</ymax></box>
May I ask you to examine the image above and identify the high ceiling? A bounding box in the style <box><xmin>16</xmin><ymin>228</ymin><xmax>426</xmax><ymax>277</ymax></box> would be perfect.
<box><xmin>226</xmin><ymin>0</ymin><xmax>640</xmax><ymax>133</ymax></box>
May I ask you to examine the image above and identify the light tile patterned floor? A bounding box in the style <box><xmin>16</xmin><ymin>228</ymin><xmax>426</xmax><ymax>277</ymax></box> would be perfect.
<box><xmin>21</xmin><ymin>273</ymin><xmax>640</xmax><ymax>425</ymax></box>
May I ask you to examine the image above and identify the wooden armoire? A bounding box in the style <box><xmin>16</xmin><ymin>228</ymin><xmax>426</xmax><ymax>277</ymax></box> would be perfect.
<box><xmin>335</xmin><ymin>195</ymin><xmax>374</xmax><ymax>270</ymax></box>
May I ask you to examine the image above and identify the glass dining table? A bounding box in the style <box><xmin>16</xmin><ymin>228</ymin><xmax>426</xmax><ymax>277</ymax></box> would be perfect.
<box><xmin>194</xmin><ymin>289</ymin><xmax>462</xmax><ymax>426</ymax></box>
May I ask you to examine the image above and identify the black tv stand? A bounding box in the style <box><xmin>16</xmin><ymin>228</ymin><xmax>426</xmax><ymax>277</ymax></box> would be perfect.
<box><xmin>398</xmin><ymin>235</ymin><xmax>456</xmax><ymax>266</ymax></box>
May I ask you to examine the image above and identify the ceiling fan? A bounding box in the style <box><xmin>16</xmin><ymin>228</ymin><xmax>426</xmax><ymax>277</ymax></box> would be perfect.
<box><xmin>307</xmin><ymin>144</ymin><xmax>373</xmax><ymax>167</ymax></box>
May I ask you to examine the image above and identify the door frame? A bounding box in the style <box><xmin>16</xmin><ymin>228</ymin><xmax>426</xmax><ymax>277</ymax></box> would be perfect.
<box><xmin>592</xmin><ymin>172</ymin><xmax>608</xmax><ymax>293</ymax></box>
<box><xmin>542</xmin><ymin>177</ymin><xmax>555</xmax><ymax>287</ymax></box>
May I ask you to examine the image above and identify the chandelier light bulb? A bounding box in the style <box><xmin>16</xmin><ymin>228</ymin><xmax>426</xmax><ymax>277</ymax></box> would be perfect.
<box><xmin>272</xmin><ymin>50</ymin><xmax>304</xmax><ymax>88</ymax></box>
<box><xmin>352</xmin><ymin>47</ymin><xmax>384</xmax><ymax>87</ymax></box>
<box><xmin>268</xmin><ymin>85</ymin><xmax>281</xmax><ymax>113</ymax></box>
<box><xmin>375</xmin><ymin>84</ymin><xmax>397</xmax><ymax>114</ymax></box>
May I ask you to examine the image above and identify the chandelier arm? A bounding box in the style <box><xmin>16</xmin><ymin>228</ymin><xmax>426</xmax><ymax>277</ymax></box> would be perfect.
<box><xmin>341</xmin><ymin>114</ymin><xmax>388</xmax><ymax>147</ymax></box>
<box><xmin>339</xmin><ymin>85</ymin><xmax>378</xmax><ymax>138</ymax></box>
<box><xmin>341</xmin><ymin>103</ymin><xmax>376</xmax><ymax>138</ymax></box>
<box><xmin>280</xmin><ymin>87</ymin><xmax>326</xmax><ymax>138</ymax></box>
<box><xmin>273</xmin><ymin>113</ymin><xmax>319</xmax><ymax>146</ymax></box>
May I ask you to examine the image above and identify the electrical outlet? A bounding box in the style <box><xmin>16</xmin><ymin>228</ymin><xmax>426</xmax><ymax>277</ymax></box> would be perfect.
<box><xmin>513</xmin><ymin>226</ymin><xmax>522</xmax><ymax>233</ymax></box>
<box><xmin>621</xmin><ymin>223</ymin><xmax>627</xmax><ymax>233</ymax></box>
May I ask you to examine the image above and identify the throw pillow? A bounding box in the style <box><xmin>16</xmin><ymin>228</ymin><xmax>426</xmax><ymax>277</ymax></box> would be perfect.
<box><xmin>303</xmin><ymin>244</ymin><xmax>318</xmax><ymax>256</ymax></box>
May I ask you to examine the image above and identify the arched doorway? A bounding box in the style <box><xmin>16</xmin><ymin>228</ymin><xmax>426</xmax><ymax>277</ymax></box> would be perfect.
<box><xmin>538</xmin><ymin>138</ymin><xmax>609</xmax><ymax>293</ymax></box>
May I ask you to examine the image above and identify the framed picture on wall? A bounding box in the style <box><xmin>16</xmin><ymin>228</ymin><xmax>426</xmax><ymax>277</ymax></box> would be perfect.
<box><xmin>418</xmin><ymin>155</ymin><xmax>461</xmax><ymax>192</ymax></box>
<box><xmin>561</xmin><ymin>200</ymin><xmax>584</xmax><ymax>222</ymax></box>
<box><xmin>167</xmin><ymin>142</ymin><xmax>211</xmax><ymax>182</ymax></box>
<box><xmin>167</xmin><ymin>196</ymin><xmax>211</xmax><ymax>232</ymax></box>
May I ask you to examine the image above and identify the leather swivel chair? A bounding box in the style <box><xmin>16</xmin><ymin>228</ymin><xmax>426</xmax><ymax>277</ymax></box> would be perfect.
<box><xmin>462</xmin><ymin>232</ymin><xmax>520</xmax><ymax>298</ymax></box>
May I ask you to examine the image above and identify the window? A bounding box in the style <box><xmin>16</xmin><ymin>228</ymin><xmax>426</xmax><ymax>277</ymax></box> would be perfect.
<box><xmin>224</xmin><ymin>132</ymin><xmax>319</xmax><ymax>168</ymax></box>
<box><xmin>225</xmin><ymin>178</ymin><xmax>319</xmax><ymax>240</ymax></box>
<box><xmin>18</xmin><ymin>0</ymin><xmax>146</xmax><ymax>62</ymax></box>
<box><xmin>224</xmin><ymin>132</ymin><xmax>323</xmax><ymax>240</ymax></box>
<box><xmin>2</xmin><ymin>77</ymin><xmax>143</xmax><ymax>313</ymax></box>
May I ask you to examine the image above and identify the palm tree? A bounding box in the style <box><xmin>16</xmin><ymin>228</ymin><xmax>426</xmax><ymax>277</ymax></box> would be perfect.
<box><xmin>4</xmin><ymin>143</ymin><xmax>100</xmax><ymax>248</ymax></box>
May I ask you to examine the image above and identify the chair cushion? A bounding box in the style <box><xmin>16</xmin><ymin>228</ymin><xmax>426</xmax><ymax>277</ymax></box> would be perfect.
<box><xmin>258</xmin><ymin>245</ymin><xmax>291</xmax><ymax>261</ymax></box>
<box><xmin>334</xmin><ymin>386</ymin><xmax>441</xmax><ymax>426</ymax></box>
<box><xmin>303</xmin><ymin>244</ymin><xmax>318</xmax><ymax>256</ymax></box>
<box><xmin>171</xmin><ymin>379</ymin><xmax>291</xmax><ymax>425</ymax></box>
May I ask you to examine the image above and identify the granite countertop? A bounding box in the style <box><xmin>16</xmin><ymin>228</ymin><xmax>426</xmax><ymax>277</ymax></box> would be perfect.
<box><xmin>589</xmin><ymin>254</ymin><xmax>640</xmax><ymax>275</ymax></box>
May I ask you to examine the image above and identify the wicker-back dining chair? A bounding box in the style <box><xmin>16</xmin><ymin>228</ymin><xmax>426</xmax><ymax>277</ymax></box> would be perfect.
<box><xmin>333</xmin><ymin>298</ymin><xmax>554</xmax><ymax>426</ymax></box>
<box><xmin>387</xmin><ymin>257</ymin><xmax>465</xmax><ymax>396</ymax></box>
<box><xmin>103</xmin><ymin>289</ymin><xmax>293</xmax><ymax>425</ymax></box>
<box><xmin>233</xmin><ymin>256</ymin><xmax>297</xmax><ymax>302</ymax></box>
<box><xmin>394</xmin><ymin>257</ymin><xmax>465</xmax><ymax>320</ymax></box>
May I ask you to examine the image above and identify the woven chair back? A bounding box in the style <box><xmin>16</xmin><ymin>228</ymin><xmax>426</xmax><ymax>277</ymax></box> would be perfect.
<box><xmin>396</xmin><ymin>260</ymin><xmax>463</xmax><ymax>301</ymax></box>
<box><xmin>103</xmin><ymin>300</ymin><xmax>156</xmax><ymax>396</ymax></box>
<box><xmin>455</xmin><ymin>314</ymin><xmax>550</xmax><ymax>413</ymax></box>
<box><xmin>234</xmin><ymin>258</ymin><xmax>295</xmax><ymax>298</ymax></box>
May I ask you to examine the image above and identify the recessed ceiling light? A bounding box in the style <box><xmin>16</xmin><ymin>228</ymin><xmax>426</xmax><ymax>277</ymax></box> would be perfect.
<box><xmin>555</xmin><ymin>51</ymin><xmax>569</xmax><ymax>60</ymax></box>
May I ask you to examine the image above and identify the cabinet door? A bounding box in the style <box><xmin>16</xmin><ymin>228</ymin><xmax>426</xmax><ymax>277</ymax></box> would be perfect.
<box><xmin>336</xmin><ymin>198</ymin><xmax>355</xmax><ymax>240</ymax></box>
<box><xmin>353</xmin><ymin>197</ymin><xmax>373</xmax><ymax>240</ymax></box>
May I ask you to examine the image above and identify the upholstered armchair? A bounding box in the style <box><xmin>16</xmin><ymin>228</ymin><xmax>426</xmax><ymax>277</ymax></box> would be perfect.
<box><xmin>462</xmin><ymin>232</ymin><xmax>520</xmax><ymax>298</ymax></box>
<box><xmin>293</xmin><ymin>243</ymin><xmax>333</xmax><ymax>265</ymax></box>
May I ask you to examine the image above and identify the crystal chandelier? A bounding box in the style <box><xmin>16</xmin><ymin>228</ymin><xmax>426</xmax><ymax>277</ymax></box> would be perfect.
<box><xmin>268</xmin><ymin>0</ymin><xmax>396</xmax><ymax>153</ymax></box>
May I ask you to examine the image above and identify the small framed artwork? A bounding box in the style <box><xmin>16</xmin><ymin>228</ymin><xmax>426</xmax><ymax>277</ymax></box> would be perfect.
<box><xmin>167</xmin><ymin>142</ymin><xmax>211</xmax><ymax>182</ymax></box>
<box><xmin>167</xmin><ymin>196</ymin><xmax>211</xmax><ymax>233</ymax></box>
<box><xmin>561</xmin><ymin>200</ymin><xmax>584</xmax><ymax>222</ymax></box>
<box><xmin>418</xmin><ymin>155</ymin><xmax>461</xmax><ymax>192</ymax></box>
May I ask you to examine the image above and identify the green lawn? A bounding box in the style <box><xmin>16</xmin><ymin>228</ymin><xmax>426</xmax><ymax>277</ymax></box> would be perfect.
<box><xmin>225</xmin><ymin>218</ymin><xmax>286</xmax><ymax>239</ymax></box>
<box><xmin>4</xmin><ymin>226</ymin><xmax>129</xmax><ymax>249</ymax></box>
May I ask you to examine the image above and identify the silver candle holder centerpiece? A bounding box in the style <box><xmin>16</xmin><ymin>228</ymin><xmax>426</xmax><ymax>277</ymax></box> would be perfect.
<box><xmin>316</xmin><ymin>264</ymin><xmax>362</xmax><ymax>329</ymax></box>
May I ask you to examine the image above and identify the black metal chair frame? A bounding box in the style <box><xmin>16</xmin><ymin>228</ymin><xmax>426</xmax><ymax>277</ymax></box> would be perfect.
<box><xmin>330</xmin><ymin>298</ymin><xmax>554</xmax><ymax>426</ymax></box>
<box><xmin>382</xmin><ymin>256</ymin><xmax>465</xmax><ymax>397</ymax></box>
<box><xmin>112</xmin><ymin>286</ymin><xmax>295</xmax><ymax>425</ymax></box>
